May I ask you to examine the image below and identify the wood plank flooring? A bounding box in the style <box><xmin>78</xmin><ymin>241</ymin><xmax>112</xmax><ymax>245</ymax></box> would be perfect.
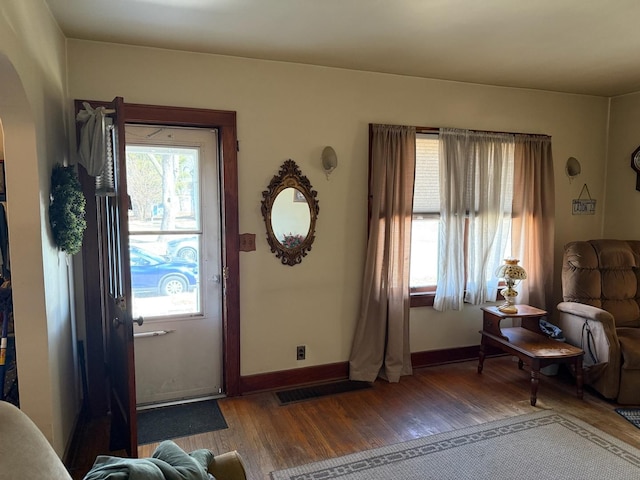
<box><xmin>68</xmin><ymin>357</ymin><xmax>640</xmax><ymax>479</ymax></box>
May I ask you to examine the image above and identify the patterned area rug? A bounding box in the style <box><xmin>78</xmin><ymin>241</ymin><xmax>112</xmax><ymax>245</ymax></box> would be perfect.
<box><xmin>616</xmin><ymin>408</ymin><xmax>640</xmax><ymax>429</ymax></box>
<box><xmin>270</xmin><ymin>410</ymin><xmax>640</xmax><ymax>480</ymax></box>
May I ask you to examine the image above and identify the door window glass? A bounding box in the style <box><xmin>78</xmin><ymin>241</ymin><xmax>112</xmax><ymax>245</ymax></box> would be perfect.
<box><xmin>126</xmin><ymin>144</ymin><xmax>202</xmax><ymax>318</ymax></box>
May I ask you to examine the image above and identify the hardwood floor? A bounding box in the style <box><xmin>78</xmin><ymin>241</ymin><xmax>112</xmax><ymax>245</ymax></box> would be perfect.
<box><xmin>67</xmin><ymin>357</ymin><xmax>640</xmax><ymax>479</ymax></box>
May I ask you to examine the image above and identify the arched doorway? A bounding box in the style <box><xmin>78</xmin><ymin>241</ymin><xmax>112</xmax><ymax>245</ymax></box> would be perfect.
<box><xmin>0</xmin><ymin>52</ymin><xmax>79</xmax><ymax>452</ymax></box>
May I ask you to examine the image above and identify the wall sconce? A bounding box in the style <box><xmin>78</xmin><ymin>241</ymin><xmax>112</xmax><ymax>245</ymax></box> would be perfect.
<box><xmin>566</xmin><ymin>157</ymin><xmax>581</xmax><ymax>182</ymax></box>
<box><xmin>321</xmin><ymin>146</ymin><xmax>338</xmax><ymax>180</ymax></box>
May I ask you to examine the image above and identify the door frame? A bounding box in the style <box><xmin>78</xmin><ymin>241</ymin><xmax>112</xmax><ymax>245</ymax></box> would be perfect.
<box><xmin>78</xmin><ymin>101</ymin><xmax>241</xmax><ymax>418</ymax></box>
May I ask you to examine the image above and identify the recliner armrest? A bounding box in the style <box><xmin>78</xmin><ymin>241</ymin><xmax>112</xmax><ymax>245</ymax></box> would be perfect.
<box><xmin>556</xmin><ymin>301</ymin><xmax>615</xmax><ymax>327</ymax></box>
<box><xmin>556</xmin><ymin>300</ymin><xmax>625</xmax><ymax>399</ymax></box>
<box><xmin>0</xmin><ymin>401</ymin><xmax>72</xmax><ymax>479</ymax></box>
<box><xmin>208</xmin><ymin>450</ymin><xmax>248</xmax><ymax>480</ymax></box>
<box><xmin>557</xmin><ymin>301</ymin><xmax>619</xmax><ymax>366</ymax></box>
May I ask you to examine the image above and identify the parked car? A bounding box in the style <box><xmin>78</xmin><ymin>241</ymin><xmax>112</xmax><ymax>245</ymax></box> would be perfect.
<box><xmin>165</xmin><ymin>236</ymin><xmax>199</xmax><ymax>262</ymax></box>
<box><xmin>129</xmin><ymin>246</ymin><xmax>198</xmax><ymax>296</ymax></box>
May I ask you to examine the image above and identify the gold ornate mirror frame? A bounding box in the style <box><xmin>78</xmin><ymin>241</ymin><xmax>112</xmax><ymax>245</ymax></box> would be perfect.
<box><xmin>261</xmin><ymin>159</ymin><xmax>319</xmax><ymax>266</ymax></box>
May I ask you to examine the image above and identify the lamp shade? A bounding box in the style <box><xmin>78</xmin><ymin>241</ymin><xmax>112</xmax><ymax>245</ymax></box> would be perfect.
<box><xmin>495</xmin><ymin>259</ymin><xmax>526</xmax><ymax>313</ymax></box>
<box><xmin>496</xmin><ymin>258</ymin><xmax>527</xmax><ymax>281</ymax></box>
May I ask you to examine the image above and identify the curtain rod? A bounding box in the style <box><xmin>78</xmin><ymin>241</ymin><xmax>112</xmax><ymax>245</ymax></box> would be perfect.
<box><xmin>414</xmin><ymin>125</ymin><xmax>550</xmax><ymax>138</ymax></box>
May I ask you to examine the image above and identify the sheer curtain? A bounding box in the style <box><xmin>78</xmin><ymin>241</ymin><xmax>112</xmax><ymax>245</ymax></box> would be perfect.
<box><xmin>434</xmin><ymin>129</ymin><xmax>514</xmax><ymax>311</ymax></box>
<box><xmin>349</xmin><ymin>124</ymin><xmax>415</xmax><ymax>383</ymax></box>
<box><xmin>511</xmin><ymin>135</ymin><xmax>555</xmax><ymax>310</ymax></box>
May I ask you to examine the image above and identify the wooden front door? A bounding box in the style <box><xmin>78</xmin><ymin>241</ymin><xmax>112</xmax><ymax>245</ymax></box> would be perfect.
<box><xmin>102</xmin><ymin>97</ymin><xmax>138</xmax><ymax>454</ymax></box>
<box><xmin>76</xmin><ymin>97</ymin><xmax>139</xmax><ymax>455</ymax></box>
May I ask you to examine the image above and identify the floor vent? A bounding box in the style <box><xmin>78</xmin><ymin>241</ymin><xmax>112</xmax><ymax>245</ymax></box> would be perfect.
<box><xmin>276</xmin><ymin>380</ymin><xmax>372</xmax><ymax>405</ymax></box>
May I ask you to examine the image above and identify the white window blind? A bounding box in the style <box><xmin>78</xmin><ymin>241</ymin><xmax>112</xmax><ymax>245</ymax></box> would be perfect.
<box><xmin>413</xmin><ymin>133</ymin><xmax>440</xmax><ymax>214</ymax></box>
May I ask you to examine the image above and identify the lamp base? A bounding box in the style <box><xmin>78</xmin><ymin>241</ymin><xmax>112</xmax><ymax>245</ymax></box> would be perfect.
<box><xmin>497</xmin><ymin>304</ymin><xmax>518</xmax><ymax>314</ymax></box>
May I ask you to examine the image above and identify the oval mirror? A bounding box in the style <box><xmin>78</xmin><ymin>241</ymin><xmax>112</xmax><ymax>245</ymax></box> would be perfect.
<box><xmin>261</xmin><ymin>160</ymin><xmax>319</xmax><ymax>265</ymax></box>
<box><xmin>271</xmin><ymin>188</ymin><xmax>311</xmax><ymax>248</ymax></box>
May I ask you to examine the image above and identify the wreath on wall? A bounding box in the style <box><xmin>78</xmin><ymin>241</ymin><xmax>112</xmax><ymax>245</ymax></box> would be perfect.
<box><xmin>49</xmin><ymin>164</ymin><xmax>87</xmax><ymax>255</ymax></box>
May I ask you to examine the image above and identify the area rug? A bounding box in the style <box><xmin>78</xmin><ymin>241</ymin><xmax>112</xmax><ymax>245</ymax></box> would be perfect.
<box><xmin>137</xmin><ymin>399</ymin><xmax>227</xmax><ymax>445</ymax></box>
<box><xmin>616</xmin><ymin>408</ymin><xmax>640</xmax><ymax>429</ymax></box>
<box><xmin>270</xmin><ymin>410</ymin><xmax>640</xmax><ymax>479</ymax></box>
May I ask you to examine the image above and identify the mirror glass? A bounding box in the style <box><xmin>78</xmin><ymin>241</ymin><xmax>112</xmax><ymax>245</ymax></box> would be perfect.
<box><xmin>271</xmin><ymin>188</ymin><xmax>311</xmax><ymax>248</ymax></box>
<box><xmin>261</xmin><ymin>160</ymin><xmax>319</xmax><ymax>266</ymax></box>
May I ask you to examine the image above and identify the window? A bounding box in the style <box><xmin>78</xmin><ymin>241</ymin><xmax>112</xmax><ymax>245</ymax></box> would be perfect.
<box><xmin>410</xmin><ymin>134</ymin><xmax>440</xmax><ymax>302</ymax></box>
<box><xmin>126</xmin><ymin>142</ymin><xmax>202</xmax><ymax>318</ymax></box>
<box><xmin>410</xmin><ymin>132</ymin><xmax>513</xmax><ymax>307</ymax></box>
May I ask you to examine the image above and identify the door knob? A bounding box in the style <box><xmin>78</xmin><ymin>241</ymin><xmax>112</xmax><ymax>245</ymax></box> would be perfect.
<box><xmin>112</xmin><ymin>317</ymin><xmax>143</xmax><ymax>328</ymax></box>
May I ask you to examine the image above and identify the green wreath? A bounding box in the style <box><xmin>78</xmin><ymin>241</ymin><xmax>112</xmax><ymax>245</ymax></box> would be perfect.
<box><xmin>49</xmin><ymin>164</ymin><xmax>87</xmax><ymax>255</ymax></box>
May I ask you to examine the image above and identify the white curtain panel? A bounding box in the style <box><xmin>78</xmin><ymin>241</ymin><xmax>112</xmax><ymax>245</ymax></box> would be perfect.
<box><xmin>434</xmin><ymin>129</ymin><xmax>514</xmax><ymax>311</ymax></box>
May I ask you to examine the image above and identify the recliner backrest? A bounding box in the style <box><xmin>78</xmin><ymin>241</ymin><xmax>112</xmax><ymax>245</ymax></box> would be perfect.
<box><xmin>562</xmin><ymin>239</ymin><xmax>640</xmax><ymax>328</ymax></box>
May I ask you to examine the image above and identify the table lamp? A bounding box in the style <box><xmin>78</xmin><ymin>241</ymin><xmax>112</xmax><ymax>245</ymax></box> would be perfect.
<box><xmin>495</xmin><ymin>259</ymin><xmax>527</xmax><ymax>314</ymax></box>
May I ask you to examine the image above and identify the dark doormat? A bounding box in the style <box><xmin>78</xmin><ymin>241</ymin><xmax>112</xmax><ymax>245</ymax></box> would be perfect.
<box><xmin>615</xmin><ymin>408</ymin><xmax>640</xmax><ymax>429</ymax></box>
<box><xmin>138</xmin><ymin>399</ymin><xmax>228</xmax><ymax>445</ymax></box>
<box><xmin>276</xmin><ymin>380</ymin><xmax>372</xmax><ymax>405</ymax></box>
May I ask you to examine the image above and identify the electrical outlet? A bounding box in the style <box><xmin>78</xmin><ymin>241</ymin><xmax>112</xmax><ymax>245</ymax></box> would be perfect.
<box><xmin>296</xmin><ymin>345</ymin><xmax>306</xmax><ymax>360</ymax></box>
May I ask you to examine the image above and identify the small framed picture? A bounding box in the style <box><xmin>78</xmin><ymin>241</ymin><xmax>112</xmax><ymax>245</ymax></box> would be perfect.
<box><xmin>0</xmin><ymin>159</ymin><xmax>5</xmax><ymax>201</ymax></box>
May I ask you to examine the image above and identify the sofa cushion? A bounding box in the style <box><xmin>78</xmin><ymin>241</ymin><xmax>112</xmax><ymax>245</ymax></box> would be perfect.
<box><xmin>0</xmin><ymin>401</ymin><xmax>72</xmax><ymax>480</ymax></box>
<box><xmin>562</xmin><ymin>241</ymin><xmax>602</xmax><ymax>307</ymax></box>
<box><xmin>618</xmin><ymin>328</ymin><xmax>640</xmax><ymax>369</ymax></box>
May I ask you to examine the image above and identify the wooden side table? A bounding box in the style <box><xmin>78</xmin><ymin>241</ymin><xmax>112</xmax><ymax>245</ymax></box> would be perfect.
<box><xmin>478</xmin><ymin>305</ymin><xmax>584</xmax><ymax>406</ymax></box>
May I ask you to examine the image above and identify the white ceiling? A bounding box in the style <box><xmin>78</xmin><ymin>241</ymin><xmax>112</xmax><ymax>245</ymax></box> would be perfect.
<box><xmin>44</xmin><ymin>0</ymin><xmax>640</xmax><ymax>97</ymax></box>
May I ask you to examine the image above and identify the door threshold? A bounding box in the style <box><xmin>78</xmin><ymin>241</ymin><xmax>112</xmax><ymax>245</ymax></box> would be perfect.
<box><xmin>136</xmin><ymin>393</ymin><xmax>226</xmax><ymax>411</ymax></box>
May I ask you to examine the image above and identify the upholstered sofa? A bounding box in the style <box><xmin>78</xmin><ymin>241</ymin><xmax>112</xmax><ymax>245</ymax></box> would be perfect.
<box><xmin>0</xmin><ymin>400</ymin><xmax>72</xmax><ymax>479</ymax></box>
<box><xmin>0</xmin><ymin>400</ymin><xmax>247</xmax><ymax>480</ymax></box>
<box><xmin>556</xmin><ymin>239</ymin><xmax>640</xmax><ymax>404</ymax></box>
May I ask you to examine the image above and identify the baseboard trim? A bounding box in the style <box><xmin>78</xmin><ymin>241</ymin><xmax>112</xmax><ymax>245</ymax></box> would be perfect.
<box><xmin>411</xmin><ymin>344</ymin><xmax>503</xmax><ymax>369</ymax></box>
<box><xmin>62</xmin><ymin>407</ymin><xmax>84</xmax><ymax>469</ymax></box>
<box><xmin>239</xmin><ymin>362</ymin><xmax>349</xmax><ymax>394</ymax></box>
<box><xmin>238</xmin><ymin>345</ymin><xmax>502</xmax><ymax>395</ymax></box>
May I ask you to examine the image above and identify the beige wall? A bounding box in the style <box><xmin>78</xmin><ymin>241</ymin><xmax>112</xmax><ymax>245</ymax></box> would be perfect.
<box><xmin>67</xmin><ymin>40</ymin><xmax>609</xmax><ymax>377</ymax></box>
<box><xmin>0</xmin><ymin>1</ymin><xmax>78</xmax><ymax>456</ymax></box>
<box><xmin>605</xmin><ymin>93</ymin><xmax>640</xmax><ymax>238</ymax></box>
<box><xmin>0</xmin><ymin>0</ymin><xmax>635</xmax><ymax>461</ymax></box>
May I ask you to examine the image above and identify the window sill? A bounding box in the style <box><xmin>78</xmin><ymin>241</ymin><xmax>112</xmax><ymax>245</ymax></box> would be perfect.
<box><xmin>410</xmin><ymin>291</ymin><xmax>435</xmax><ymax>308</ymax></box>
<box><xmin>410</xmin><ymin>289</ymin><xmax>505</xmax><ymax>308</ymax></box>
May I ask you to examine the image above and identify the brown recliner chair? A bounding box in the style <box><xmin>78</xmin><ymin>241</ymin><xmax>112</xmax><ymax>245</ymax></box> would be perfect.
<box><xmin>556</xmin><ymin>239</ymin><xmax>640</xmax><ymax>404</ymax></box>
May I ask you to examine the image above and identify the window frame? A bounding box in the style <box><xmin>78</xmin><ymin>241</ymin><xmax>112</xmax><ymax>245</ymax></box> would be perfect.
<box><xmin>408</xmin><ymin>130</ymin><xmax>440</xmax><ymax>306</ymax></box>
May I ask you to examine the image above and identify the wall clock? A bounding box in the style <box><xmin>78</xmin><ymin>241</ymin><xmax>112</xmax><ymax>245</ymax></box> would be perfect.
<box><xmin>632</xmin><ymin>146</ymin><xmax>640</xmax><ymax>191</ymax></box>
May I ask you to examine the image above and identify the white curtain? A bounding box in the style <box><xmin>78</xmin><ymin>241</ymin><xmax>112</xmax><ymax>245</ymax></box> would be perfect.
<box><xmin>76</xmin><ymin>102</ymin><xmax>116</xmax><ymax>193</ymax></box>
<box><xmin>76</xmin><ymin>102</ymin><xmax>109</xmax><ymax>177</ymax></box>
<box><xmin>434</xmin><ymin>129</ymin><xmax>514</xmax><ymax>311</ymax></box>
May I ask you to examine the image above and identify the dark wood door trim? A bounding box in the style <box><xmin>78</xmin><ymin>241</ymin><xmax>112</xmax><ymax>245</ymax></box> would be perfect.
<box><xmin>122</xmin><ymin>103</ymin><xmax>241</xmax><ymax>396</ymax></box>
